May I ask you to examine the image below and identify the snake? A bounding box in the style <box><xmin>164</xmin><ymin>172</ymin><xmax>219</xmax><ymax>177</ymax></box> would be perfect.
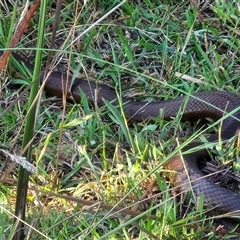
<box><xmin>2</xmin><ymin>52</ymin><xmax>240</xmax><ymax>216</ymax></box>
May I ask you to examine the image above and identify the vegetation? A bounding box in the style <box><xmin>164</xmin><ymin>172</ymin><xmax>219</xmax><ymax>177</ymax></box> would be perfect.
<box><xmin>0</xmin><ymin>0</ymin><xmax>240</xmax><ymax>239</ymax></box>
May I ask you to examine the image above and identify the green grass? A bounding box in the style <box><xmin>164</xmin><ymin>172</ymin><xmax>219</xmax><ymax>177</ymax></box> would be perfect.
<box><xmin>0</xmin><ymin>0</ymin><xmax>240</xmax><ymax>239</ymax></box>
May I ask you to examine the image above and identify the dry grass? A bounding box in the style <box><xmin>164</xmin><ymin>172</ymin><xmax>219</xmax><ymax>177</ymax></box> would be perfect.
<box><xmin>0</xmin><ymin>0</ymin><xmax>240</xmax><ymax>239</ymax></box>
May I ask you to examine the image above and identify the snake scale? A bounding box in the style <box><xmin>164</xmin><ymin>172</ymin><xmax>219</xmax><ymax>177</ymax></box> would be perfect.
<box><xmin>2</xmin><ymin>52</ymin><xmax>240</xmax><ymax>216</ymax></box>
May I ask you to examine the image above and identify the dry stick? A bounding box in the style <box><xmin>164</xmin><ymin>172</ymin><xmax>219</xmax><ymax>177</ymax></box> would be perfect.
<box><xmin>0</xmin><ymin>0</ymin><xmax>41</xmax><ymax>70</ymax></box>
<box><xmin>47</xmin><ymin>0</ymin><xmax>66</xmax><ymax>182</ymax></box>
<box><xmin>44</xmin><ymin>0</ymin><xmax>62</xmax><ymax>71</ymax></box>
<box><xmin>30</xmin><ymin>187</ymin><xmax>157</xmax><ymax>219</ymax></box>
<box><xmin>29</xmin><ymin>187</ymin><xmax>240</xmax><ymax>237</ymax></box>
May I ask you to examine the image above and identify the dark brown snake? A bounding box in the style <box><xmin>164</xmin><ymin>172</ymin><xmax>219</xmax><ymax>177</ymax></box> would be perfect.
<box><xmin>3</xmin><ymin>53</ymin><xmax>240</xmax><ymax>217</ymax></box>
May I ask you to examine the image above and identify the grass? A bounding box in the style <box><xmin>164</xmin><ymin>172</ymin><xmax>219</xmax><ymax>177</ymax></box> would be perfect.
<box><xmin>0</xmin><ymin>0</ymin><xmax>240</xmax><ymax>239</ymax></box>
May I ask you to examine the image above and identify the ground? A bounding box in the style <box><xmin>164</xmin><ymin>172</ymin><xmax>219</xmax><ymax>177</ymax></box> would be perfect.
<box><xmin>0</xmin><ymin>0</ymin><xmax>240</xmax><ymax>239</ymax></box>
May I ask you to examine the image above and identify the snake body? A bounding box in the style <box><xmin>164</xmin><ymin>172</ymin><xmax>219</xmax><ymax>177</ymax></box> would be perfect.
<box><xmin>5</xmin><ymin>53</ymin><xmax>240</xmax><ymax>215</ymax></box>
